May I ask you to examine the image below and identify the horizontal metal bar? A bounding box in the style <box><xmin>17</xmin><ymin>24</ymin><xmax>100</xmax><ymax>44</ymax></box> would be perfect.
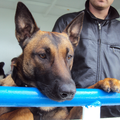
<box><xmin>0</xmin><ymin>86</ymin><xmax>120</xmax><ymax>107</ymax></box>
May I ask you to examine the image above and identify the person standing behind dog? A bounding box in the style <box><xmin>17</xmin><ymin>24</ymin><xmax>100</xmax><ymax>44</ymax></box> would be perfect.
<box><xmin>52</xmin><ymin>0</ymin><xmax>120</xmax><ymax>118</ymax></box>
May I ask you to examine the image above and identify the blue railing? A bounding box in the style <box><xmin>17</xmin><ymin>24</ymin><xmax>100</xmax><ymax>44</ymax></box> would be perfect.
<box><xmin>0</xmin><ymin>86</ymin><xmax>120</xmax><ymax>107</ymax></box>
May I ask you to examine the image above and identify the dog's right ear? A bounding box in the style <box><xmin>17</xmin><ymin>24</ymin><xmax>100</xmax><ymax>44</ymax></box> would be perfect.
<box><xmin>15</xmin><ymin>2</ymin><xmax>39</xmax><ymax>49</ymax></box>
<box><xmin>64</xmin><ymin>12</ymin><xmax>84</xmax><ymax>50</ymax></box>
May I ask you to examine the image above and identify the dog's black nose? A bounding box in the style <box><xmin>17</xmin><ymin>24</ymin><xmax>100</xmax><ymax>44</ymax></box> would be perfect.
<box><xmin>58</xmin><ymin>82</ymin><xmax>76</xmax><ymax>100</ymax></box>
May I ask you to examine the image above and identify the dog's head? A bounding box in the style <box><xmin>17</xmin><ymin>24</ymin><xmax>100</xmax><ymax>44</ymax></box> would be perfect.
<box><xmin>0</xmin><ymin>62</ymin><xmax>5</xmax><ymax>80</ymax></box>
<box><xmin>14</xmin><ymin>2</ymin><xmax>84</xmax><ymax>102</ymax></box>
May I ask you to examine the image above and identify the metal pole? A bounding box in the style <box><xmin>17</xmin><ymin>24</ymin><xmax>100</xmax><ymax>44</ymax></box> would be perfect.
<box><xmin>0</xmin><ymin>87</ymin><xmax>120</xmax><ymax>107</ymax></box>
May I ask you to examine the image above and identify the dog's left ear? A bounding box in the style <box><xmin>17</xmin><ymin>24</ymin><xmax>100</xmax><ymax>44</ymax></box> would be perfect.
<box><xmin>15</xmin><ymin>2</ymin><xmax>39</xmax><ymax>49</ymax></box>
<box><xmin>64</xmin><ymin>12</ymin><xmax>84</xmax><ymax>49</ymax></box>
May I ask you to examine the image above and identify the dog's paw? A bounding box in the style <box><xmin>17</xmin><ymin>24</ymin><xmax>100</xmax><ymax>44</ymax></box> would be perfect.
<box><xmin>100</xmin><ymin>78</ymin><xmax>120</xmax><ymax>93</ymax></box>
<box><xmin>88</xmin><ymin>78</ymin><xmax>120</xmax><ymax>93</ymax></box>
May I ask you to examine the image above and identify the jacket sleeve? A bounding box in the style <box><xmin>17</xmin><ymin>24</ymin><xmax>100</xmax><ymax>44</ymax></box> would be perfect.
<box><xmin>52</xmin><ymin>16</ymin><xmax>68</xmax><ymax>33</ymax></box>
<box><xmin>52</xmin><ymin>11</ymin><xmax>81</xmax><ymax>33</ymax></box>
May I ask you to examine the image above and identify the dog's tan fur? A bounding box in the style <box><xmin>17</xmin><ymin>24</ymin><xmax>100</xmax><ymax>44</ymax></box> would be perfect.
<box><xmin>0</xmin><ymin>108</ymin><xmax>33</xmax><ymax>120</ymax></box>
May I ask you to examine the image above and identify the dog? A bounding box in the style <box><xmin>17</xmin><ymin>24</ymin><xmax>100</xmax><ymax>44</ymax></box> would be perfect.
<box><xmin>0</xmin><ymin>2</ymin><xmax>120</xmax><ymax>120</ymax></box>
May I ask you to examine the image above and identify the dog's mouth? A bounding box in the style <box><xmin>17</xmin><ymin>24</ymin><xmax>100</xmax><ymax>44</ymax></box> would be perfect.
<box><xmin>40</xmin><ymin>87</ymin><xmax>75</xmax><ymax>102</ymax></box>
<box><xmin>36</xmin><ymin>81</ymin><xmax>76</xmax><ymax>102</ymax></box>
<box><xmin>43</xmin><ymin>87</ymin><xmax>66</xmax><ymax>102</ymax></box>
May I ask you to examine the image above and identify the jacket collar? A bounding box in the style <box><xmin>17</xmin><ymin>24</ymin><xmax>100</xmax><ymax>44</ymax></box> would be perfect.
<box><xmin>85</xmin><ymin>0</ymin><xmax>120</xmax><ymax>21</ymax></box>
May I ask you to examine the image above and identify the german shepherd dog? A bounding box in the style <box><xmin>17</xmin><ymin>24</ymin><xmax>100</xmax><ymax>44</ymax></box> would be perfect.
<box><xmin>0</xmin><ymin>2</ymin><xmax>120</xmax><ymax>120</ymax></box>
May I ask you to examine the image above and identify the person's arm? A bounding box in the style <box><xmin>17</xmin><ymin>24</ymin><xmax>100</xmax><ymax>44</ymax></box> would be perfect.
<box><xmin>52</xmin><ymin>12</ymin><xmax>81</xmax><ymax>33</ymax></box>
<box><xmin>52</xmin><ymin>16</ymin><xmax>68</xmax><ymax>33</ymax></box>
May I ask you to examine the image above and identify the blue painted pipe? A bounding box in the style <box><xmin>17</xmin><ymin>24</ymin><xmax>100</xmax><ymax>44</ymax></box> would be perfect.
<box><xmin>0</xmin><ymin>86</ymin><xmax>120</xmax><ymax>107</ymax></box>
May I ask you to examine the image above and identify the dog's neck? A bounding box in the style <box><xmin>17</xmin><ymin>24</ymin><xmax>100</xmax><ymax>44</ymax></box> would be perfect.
<box><xmin>11</xmin><ymin>67</ymin><xmax>29</xmax><ymax>87</ymax></box>
<box><xmin>30</xmin><ymin>107</ymin><xmax>60</xmax><ymax>120</ymax></box>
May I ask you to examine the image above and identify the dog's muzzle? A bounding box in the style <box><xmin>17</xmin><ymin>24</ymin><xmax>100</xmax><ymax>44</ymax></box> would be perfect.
<box><xmin>58</xmin><ymin>80</ymin><xmax>76</xmax><ymax>100</ymax></box>
<box><xmin>36</xmin><ymin>79</ymin><xmax>76</xmax><ymax>101</ymax></box>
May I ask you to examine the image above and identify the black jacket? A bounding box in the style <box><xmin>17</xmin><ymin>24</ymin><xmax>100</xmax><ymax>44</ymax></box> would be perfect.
<box><xmin>52</xmin><ymin>0</ymin><xmax>120</xmax><ymax>118</ymax></box>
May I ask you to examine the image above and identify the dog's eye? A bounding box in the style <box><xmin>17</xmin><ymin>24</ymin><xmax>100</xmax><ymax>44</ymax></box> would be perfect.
<box><xmin>39</xmin><ymin>54</ymin><xmax>47</xmax><ymax>59</ymax></box>
<box><xmin>68</xmin><ymin>55</ymin><xmax>72</xmax><ymax>60</ymax></box>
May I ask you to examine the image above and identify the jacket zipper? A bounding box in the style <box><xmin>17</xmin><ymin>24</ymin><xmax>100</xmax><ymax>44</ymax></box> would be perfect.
<box><xmin>96</xmin><ymin>23</ymin><xmax>101</xmax><ymax>82</ymax></box>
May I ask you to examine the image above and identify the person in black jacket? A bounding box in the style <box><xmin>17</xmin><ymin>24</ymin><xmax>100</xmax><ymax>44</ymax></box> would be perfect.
<box><xmin>52</xmin><ymin>0</ymin><xmax>120</xmax><ymax>118</ymax></box>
